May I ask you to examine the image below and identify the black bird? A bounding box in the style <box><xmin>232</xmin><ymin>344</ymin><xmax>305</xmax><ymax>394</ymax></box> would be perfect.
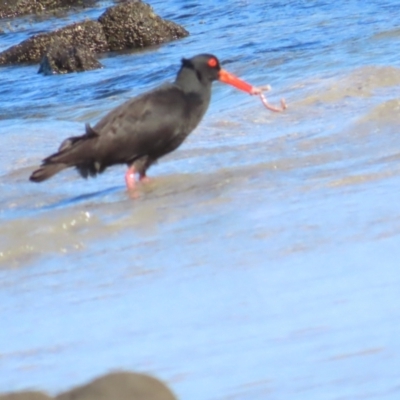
<box><xmin>30</xmin><ymin>54</ymin><xmax>257</xmax><ymax>191</ymax></box>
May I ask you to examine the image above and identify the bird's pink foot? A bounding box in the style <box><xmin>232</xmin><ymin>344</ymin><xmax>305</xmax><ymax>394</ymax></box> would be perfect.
<box><xmin>139</xmin><ymin>174</ymin><xmax>151</xmax><ymax>184</ymax></box>
<box><xmin>125</xmin><ymin>165</ymin><xmax>136</xmax><ymax>191</ymax></box>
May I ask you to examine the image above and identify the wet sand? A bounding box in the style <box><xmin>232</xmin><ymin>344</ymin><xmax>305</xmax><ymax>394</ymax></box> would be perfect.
<box><xmin>2</xmin><ymin>66</ymin><xmax>400</xmax><ymax>399</ymax></box>
<box><xmin>1</xmin><ymin>2</ymin><xmax>400</xmax><ymax>398</ymax></box>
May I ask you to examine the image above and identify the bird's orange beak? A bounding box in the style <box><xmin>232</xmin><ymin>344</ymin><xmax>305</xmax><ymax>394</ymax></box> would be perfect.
<box><xmin>218</xmin><ymin>69</ymin><xmax>254</xmax><ymax>94</ymax></box>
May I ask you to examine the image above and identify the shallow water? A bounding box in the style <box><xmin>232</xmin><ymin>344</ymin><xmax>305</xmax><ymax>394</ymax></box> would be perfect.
<box><xmin>1</xmin><ymin>1</ymin><xmax>400</xmax><ymax>399</ymax></box>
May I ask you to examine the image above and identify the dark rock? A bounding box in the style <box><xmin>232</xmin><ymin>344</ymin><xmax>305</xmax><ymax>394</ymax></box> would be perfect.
<box><xmin>0</xmin><ymin>372</ymin><xmax>177</xmax><ymax>400</ymax></box>
<box><xmin>56</xmin><ymin>372</ymin><xmax>177</xmax><ymax>400</ymax></box>
<box><xmin>0</xmin><ymin>0</ymin><xmax>97</xmax><ymax>20</ymax></box>
<box><xmin>0</xmin><ymin>391</ymin><xmax>51</xmax><ymax>400</ymax></box>
<box><xmin>0</xmin><ymin>20</ymin><xmax>108</xmax><ymax>65</ymax></box>
<box><xmin>0</xmin><ymin>1</ymin><xmax>189</xmax><ymax>68</ymax></box>
<box><xmin>98</xmin><ymin>1</ymin><xmax>189</xmax><ymax>51</ymax></box>
<box><xmin>38</xmin><ymin>40</ymin><xmax>103</xmax><ymax>75</ymax></box>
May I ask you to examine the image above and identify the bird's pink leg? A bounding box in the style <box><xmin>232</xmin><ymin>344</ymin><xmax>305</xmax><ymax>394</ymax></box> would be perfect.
<box><xmin>125</xmin><ymin>165</ymin><xmax>136</xmax><ymax>191</ymax></box>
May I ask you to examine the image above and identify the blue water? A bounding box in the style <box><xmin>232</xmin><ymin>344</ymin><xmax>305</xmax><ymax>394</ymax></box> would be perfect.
<box><xmin>1</xmin><ymin>1</ymin><xmax>400</xmax><ymax>399</ymax></box>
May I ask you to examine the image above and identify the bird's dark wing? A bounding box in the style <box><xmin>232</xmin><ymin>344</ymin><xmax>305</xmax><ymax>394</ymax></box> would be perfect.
<box><xmin>92</xmin><ymin>83</ymin><xmax>198</xmax><ymax>164</ymax></box>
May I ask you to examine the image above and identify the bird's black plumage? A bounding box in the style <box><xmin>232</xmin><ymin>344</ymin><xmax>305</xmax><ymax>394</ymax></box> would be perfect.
<box><xmin>29</xmin><ymin>54</ymin><xmax>252</xmax><ymax>188</ymax></box>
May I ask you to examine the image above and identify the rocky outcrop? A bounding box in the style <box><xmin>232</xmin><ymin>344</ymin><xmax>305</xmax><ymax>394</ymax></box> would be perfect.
<box><xmin>38</xmin><ymin>40</ymin><xmax>103</xmax><ymax>75</ymax></box>
<box><xmin>0</xmin><ymin>372</ymin><xmax>177</xmax><ymax>400</ymax></box>
<box><xmin>98</xmin><ymin>1</ymin><xmax>189</xmax><ymax>51</ymax></box>
<box><xmin>0</xmin><ymin>0</ymin><xmax>96</xmax><ymax>20</ymax></box>
<box><xmin>0</xmin><ymin>20</ymin><xmax>108</xmax><ymax>65</ymax></box>
<box><xmin>0</xmin><ymin>1</ymin><xmax>189</xmax><ymax>73</ymax></box>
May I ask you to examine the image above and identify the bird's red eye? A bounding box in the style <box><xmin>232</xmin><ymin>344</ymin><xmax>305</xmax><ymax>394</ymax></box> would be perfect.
<box><xmin>208</xmin><ymin>58</ymin><xmax>218</xmax><ymax>68</ymax></box>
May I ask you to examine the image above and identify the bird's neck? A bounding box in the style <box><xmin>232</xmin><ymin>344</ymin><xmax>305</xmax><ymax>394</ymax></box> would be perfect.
<box><xmin>174</xmin><ymin>66</ymin><xmax>212</xmax><ymax>96</ymax></box>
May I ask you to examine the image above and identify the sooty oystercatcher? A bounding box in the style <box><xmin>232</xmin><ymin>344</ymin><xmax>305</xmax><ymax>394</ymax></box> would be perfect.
<box><xmin>30</xmin><ymin>54</ymin><xmax>283</xmax><ymax>191</ymax></box>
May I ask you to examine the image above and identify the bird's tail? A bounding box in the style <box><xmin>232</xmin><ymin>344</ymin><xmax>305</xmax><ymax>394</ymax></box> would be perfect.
<box><xmin>29</xmin><ymin>123</ymin><xmax>100</xmax><ymax>183</ymax></box>
<box><xmin>29</xmin><ymin>162</ymin><xmax>67</xmax><ymax>182</ymax></box>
